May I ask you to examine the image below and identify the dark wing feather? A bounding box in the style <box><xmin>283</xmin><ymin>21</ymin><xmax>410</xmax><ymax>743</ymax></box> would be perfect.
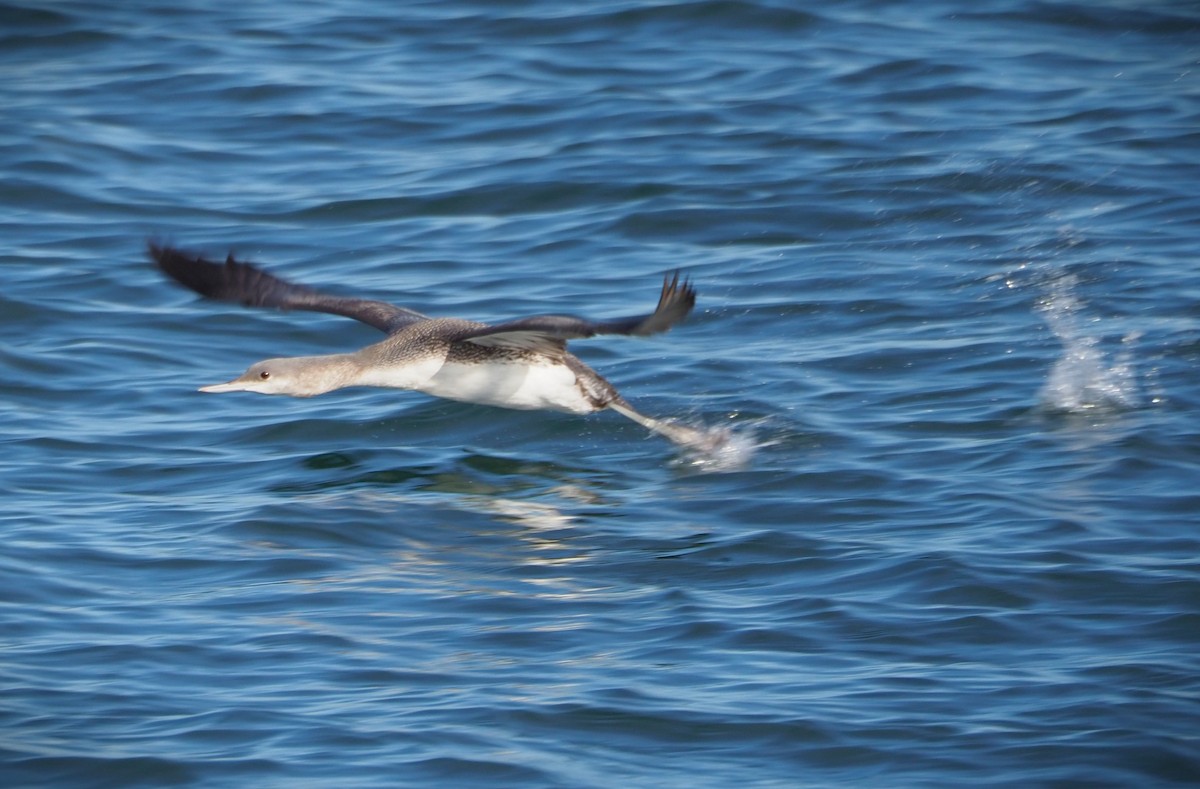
<box><xmin>456</xmin><ymin>271</ymin><xmax>696</xmax><ymax>350</ymax></box>
<box><xmin>458</xmin><ymin>330</ymin><xmax>569</xmax><ymax>357</ymax></box>
<box><xmin>150</xmin><ymin>243</ymin><xmax>426</xmax><ymax>334</ymax></box>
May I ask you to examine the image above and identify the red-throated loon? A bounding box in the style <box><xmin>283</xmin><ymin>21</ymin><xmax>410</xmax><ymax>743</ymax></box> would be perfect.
<box><xmin>151</xmin><ymin>243</ymin><xmax>713</xmax><ymax>448</ymax></box>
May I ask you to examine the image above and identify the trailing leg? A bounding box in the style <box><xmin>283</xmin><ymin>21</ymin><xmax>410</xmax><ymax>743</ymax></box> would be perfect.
<box><xmin>606</xmin><ymin>399</ymin><xmax>723</xmax><ymax>450</ymax></box>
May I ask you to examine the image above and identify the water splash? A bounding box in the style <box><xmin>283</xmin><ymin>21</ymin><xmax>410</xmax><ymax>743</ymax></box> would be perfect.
<box><xmin>1037</xmin><ymin>274</ymin><xmax>1140</xmax><ymax>413</ymax></box>
<box><xmin>666</xmin><ymin>416</ymin><xmax>773</xmax><ymax>473</ymax></box>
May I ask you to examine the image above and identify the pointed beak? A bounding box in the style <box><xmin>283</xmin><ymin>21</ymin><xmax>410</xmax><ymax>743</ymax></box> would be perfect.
<box><xmin>198</xmin><ymin>380</ymin><xmax>250</xmax><ymax>393</ymax></box>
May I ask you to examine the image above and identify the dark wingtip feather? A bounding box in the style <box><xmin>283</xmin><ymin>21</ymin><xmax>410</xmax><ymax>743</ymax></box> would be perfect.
<box><xmin>151</xmin><ymin>243</ymin><xmax>229</xmax><ymax>301</ymax></box>
<box><xmin>149</xmin><ymin>241</ymin><xmax>426</xmax><ymax>333</ymax></box>
<box><xmin>149</xmin><ymin>242</ymin><xmax>308</xmax><ymax>307</ymax></box>
<box><xmin>661</xmin><ymin>269</ymin><xmax>696</xmax><ymax>314</ymax></box>
<box><xmin>628</xmin><ymin>269</ymin><xmax>694</xmax><ymax>335</ymax></box>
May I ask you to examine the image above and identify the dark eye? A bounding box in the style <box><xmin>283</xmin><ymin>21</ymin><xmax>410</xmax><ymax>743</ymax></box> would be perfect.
<box><xmin>259</xmin><ymin>370</ymin><xmax>271</xmax><ymax>380</ymax></box>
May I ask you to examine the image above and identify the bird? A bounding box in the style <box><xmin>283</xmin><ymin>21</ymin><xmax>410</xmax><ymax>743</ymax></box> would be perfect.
<box><xmin>150</xmin><ymin>242</ymin><xmax>714</xmax><ymax>448</ymax></box>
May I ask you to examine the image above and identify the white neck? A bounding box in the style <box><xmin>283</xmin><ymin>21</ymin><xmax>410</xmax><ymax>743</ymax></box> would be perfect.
<box><xmin>348</xmin><ymin>345</ymin><xmax>446</xmax><ymax>391</ymax></box>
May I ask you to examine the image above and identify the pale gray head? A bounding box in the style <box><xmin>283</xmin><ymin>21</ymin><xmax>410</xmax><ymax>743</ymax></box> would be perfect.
<box><xmin>199</xmin><ymin>355</ymin><xmax>358</xmax><ymax>397</ymax></box>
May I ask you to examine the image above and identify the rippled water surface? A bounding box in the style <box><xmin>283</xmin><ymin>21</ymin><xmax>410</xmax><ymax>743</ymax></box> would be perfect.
<box><xmin>3</xmin><ymin>1</ymin><xmax>1199</xmax><ymax>786</ymax></box>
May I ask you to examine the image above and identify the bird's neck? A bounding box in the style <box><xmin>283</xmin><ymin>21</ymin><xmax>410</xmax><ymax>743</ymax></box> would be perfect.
<box><xmin>288</xmin><ymin>353</ymin><xmax>365</xmax><ymax>396</ymax></box>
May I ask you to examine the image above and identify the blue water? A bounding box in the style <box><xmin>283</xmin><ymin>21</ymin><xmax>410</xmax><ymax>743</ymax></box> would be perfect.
<box><xmin>3</xmin><ymin>1</ymin><xmax>1199</xmax><ymax>786</ymax></box>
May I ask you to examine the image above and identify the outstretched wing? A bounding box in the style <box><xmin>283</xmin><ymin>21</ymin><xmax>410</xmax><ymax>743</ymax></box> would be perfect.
<box><xmin>150</xmin><ymin>243</ymin><xmax>427</xmax><ymax>334</ymax></box>
<box><xmin>455</xmin><ymin>272</ymin><xmax>696</xmax><ymax>354</ymax></box>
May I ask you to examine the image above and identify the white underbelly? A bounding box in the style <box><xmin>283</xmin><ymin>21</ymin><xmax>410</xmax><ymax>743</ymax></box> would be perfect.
<box><xmin>421</xmin><ymin>360</ymin><xmax>595</xmax><ymax>414</ymax></box>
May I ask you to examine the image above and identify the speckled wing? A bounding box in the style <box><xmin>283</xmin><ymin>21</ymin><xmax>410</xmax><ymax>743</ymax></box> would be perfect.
<box><xmin>456</xmin><ymin>271</ymin><xmax>696</xmax><ymax>353</ymax></box>
<box><xmin>150</xmin><ymin>243</ymin><xmax>427</xmax><ymax>334</ymax></box>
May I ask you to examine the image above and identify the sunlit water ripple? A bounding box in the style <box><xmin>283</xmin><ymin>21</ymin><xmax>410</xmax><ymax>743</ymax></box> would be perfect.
<box><xmin>3</xmin><ymin>1</ymin><xmax>1199</xmax><ymax>787</ymax></box>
